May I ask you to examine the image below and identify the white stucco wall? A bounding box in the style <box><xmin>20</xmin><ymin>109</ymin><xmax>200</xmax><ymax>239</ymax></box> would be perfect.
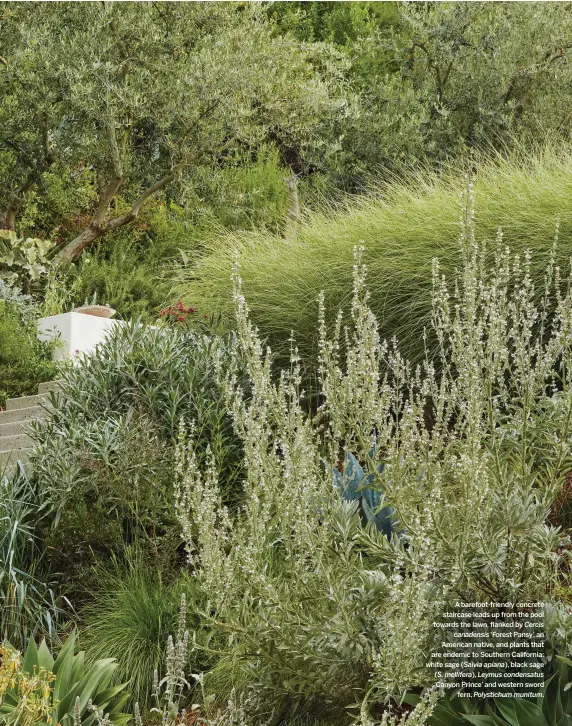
<box><xmin>37</xmin><ymin>312</ymin><xmax>122</xmax><ymax>361</ymax></box>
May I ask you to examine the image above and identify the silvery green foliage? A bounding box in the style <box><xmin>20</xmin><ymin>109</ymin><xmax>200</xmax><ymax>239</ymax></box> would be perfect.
<box><xmin>31</xmin><ymin>320</ymin><xmax>243</xmax><ymax>523</ymax></box>
<box><xmin>0</xmin><ymin>278</ymin><xmax>37</xmax><ymax>324</ymax></box>
<box><xmin>0</xmin><ymin>472</ymin><xmax>64</xmax><ymax>649</ymax></box>
<box><xmin>176</xmin><ymin>197</ymin><xmax>572</xmax><ymax>710</ymax></box>
<box><xmin>175</xmin><ymin>264</ymin><xmax>439</xmax><ymax>708</ymax></box>
<box><xmin>73</xmin><ymin>698</ymin><xmax>114</xmax><ymax>726</ymax></box>
<box><xmin>390</xmin><ymin>3</ymin><xmax>572</xmax><ymax>160</ymax></box>
<box><xmin>357</xmin><ymin>687</ymin><xmax>440</xmax><ymax>726</ymax></box>
<box><xmin>202</xmin><ymin>689</ymin><xmax>273</xmax><ymax>726</ymax></box>
<box><xmin>150</xmin><ymin>594</ymin><xmax>190</xmax><ymax>726</ymax></box>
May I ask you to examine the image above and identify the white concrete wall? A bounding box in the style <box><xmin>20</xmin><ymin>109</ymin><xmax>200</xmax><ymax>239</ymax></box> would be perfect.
<box><xmin>37</xmin><ymin>312</ymin><xmax>122</xmax><ymax>361</ymax></box>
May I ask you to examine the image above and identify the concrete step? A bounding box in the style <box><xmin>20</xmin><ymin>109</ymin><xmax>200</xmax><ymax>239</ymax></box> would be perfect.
<box><xmin>0</xmin><ymin>433</ymin><xmax>33</xmax><ymax>451</ymax></box>
<box><xmin>0</xmin><ymin>406</ymin><xmax>46</xmax><ymax>425</ymax></box>
<box><xmin>0</xmin><ymin>383</ymin><xmax>60</xmax><ymax>475</ymax></box>
<box><xmin>0</xmin><ymin>419</ymin><xmax>32</xmax><ymax>438</ymax></box>
<box><xmin>38</xmin><ymin>380</ymin><xmax>62</xmax><ymax>395</ymax></box>
<box><xmin>0</xmin><ymin>448</ymin><xmax>31</xmax><ymax>468</ymax></box>
<box><xmin>6</xmin><ymin>394</ymin><xmax>47</xmax><ymax>411</ymax></box>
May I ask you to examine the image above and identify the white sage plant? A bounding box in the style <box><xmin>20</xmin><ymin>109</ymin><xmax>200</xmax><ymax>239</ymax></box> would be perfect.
<box><xmin>176</xmin><ymin>191</ymin><xmax>572</xmax><ymax>713</ymax></box>
<box><xmin>150</xmin><ymin>593</ymin><xmax>191</xmax><ymax>726</ymax></box>
<box><xmin>356</xmin><ymin>687</ymin><xmax>440</xmax><ymax>726</ymax></box>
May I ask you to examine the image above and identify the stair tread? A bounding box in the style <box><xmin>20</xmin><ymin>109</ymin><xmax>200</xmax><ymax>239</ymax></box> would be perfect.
<box><xmin>6</xmin><ymin>393</ymin><xmax>48</xmax><ymax>411</ymax></box>
<box><xmin>0</xmin><ymin>433</ymin><xmax>33</xmax><ymax>449</ymax></box>
<box><xmin>37</xmin><ymin>380</ymin><xmax>62</xmax><ymax>395</ymax></box>
<box><xmin>0</xmin><ymin>449</ymin><xmax>32</xmax><ymax>468</ymax></box>
<box><xmin>0</xmin><ymin>420</ymin><xmax>32</xmax><ymax>436</ymax></box>
<box><xmin>0</xmin><ymin>406</ymin><xmax>46</xmax><ymax>424</ymax></box>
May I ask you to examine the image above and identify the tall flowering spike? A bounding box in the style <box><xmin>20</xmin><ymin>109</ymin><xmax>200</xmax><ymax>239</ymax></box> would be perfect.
<box><xmin>73</xmin><ymin>697</ymin><xmax>82</xmax><ymax>726</ymax></box>
<box><xmin>152</xmin><ymin>668</ymin><xmax>159</xmax><ymax>702</ymax></box>
<box><xmin>176</xmin><ymin>592</ymin><xmax>187</xmax><ymax>644</ymax></box>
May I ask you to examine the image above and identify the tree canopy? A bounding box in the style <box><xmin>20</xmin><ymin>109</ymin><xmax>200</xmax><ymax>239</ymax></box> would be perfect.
<box><xmin>1</xmin><ymin>2</ymin><xmax>572</xmax><ymax>263</ymax></box>
<box><xmin>0</xmin><ymin>2</ymin><xmax>352</xmax><ymax>260</ymax></box>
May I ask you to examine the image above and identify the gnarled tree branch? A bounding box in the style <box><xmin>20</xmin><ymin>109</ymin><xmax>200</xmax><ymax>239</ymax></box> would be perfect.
<box><xmin>55</xmin><ymin>164</ymin><xmax>184</xmax><ymax>263</ymax></box>
<box><xmin>2</xmin><ymin>172</ymin><xmax>39</xmax><ymax>230</ymax></box>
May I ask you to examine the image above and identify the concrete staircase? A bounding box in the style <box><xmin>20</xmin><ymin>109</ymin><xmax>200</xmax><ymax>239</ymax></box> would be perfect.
<box><xmin>0</xmin><ymin>381</ymin><xmax>59</xmax><ymax>471</ymax></box>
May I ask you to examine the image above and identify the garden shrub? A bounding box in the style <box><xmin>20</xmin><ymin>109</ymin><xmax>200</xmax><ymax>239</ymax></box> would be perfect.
<box><xmin>175</xmin><ymin>203</ymin><xmax>572</xmax><ymax>720</ymax></box>
<box><xmin>30</xmin><ymin>320</ymin><xmax>244</xmax><ymax>596</ymax></box>
<box><xmin>41</xmin><ymin>200</ymin><xmax>189</xmax><ymax>321</ymax></box>
<box><xmin>0</xmin><ymin>231</ymin><xmax>53</xmax><ymax>293</ymax></box>
<box><xmin>41</xmin><ymin>151</ymin><xmax>292</xmax><ymax>323</ymax></box>
<box><xmin>0</xmin><ymin>281</ymin><xmax>57</xmax><ymax>406</ymax></box>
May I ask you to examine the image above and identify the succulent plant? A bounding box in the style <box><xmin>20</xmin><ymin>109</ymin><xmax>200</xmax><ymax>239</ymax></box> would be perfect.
<box><xmin>333</xmin><ymin>449</ymin><xmax>395</xmax><ymax>537</ymax></box>
<box><xmin>0</xmin><ymin>632</ymin><xmax>131</xmax><ymax>726</ymax></box>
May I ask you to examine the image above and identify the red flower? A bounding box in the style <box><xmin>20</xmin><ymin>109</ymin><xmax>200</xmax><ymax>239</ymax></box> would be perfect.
<box><xmin>177</xmin><ymin>315</ymin><xmax>185</xmax><ymax>322</ymax></box>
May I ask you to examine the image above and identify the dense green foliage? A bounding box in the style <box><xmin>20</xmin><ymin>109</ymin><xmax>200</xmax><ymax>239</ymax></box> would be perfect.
<box><xmin>269</xmin><ymin>2</ymin><xmax>572</xmax><ymax>188</ymax></box>
<box><xmin>30</xmin><ymin>322</ymin><xmax>243</xmax><ymax>597</ymax></box>
<box><xmin>0</xmin><ymin>282</ymin><xmax>56</xmax><ymax>406</ymax></box>
<box><xmin>4</xmin><ymin>3</ymin><xmax>572</xmax><ymax>724</ymax></box>
<box><xmin>1</xmin><ymin>2</ymin><xmax>572</xmax><ymax>312</ymax></box>
<box><xmin>0</xmin><ymin>231</ymin><xmax>53</xmax><ymax>292</ymax></box>
<box><xmin>0</xmin><ymin>2</ymin><xmax>349</xmax><ymax>262</ymax></box>
<box><xmin>81</xmin><ymin>560</ymin><xmax>206</xmax><ymax>708</ymax></box>
<box><xmin>0</xmin><ymin>473</ymin><xmax>64</xmax><ymax>651</ymax></box>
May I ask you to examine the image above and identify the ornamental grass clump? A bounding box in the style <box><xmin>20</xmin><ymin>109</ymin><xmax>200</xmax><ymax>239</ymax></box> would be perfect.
<box><xmin>0</xmin><ymin>473</ymin><xmax>65</xmax><ymax>650</ymax></box>
<box><xmin>178</xmin><ymin>148</ymin><xmax>572</xmax><ymax>371</ymax></box>
<box><xmin>175</xmin><ymin>193</ymin><xmax>572</xmax><ymax>719</ymax></box>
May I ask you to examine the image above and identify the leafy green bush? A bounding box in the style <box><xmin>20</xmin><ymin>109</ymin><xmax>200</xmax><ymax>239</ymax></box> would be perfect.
<box><xmin>0</xmin><ymin>282</ymin><xmax>57</xmax><ymax>406</ymax></box>
<box><xmin>41</xmin><ymin>201</ymin><xmax>188</xmax><ymax>321</ymax></box>
<box><xmin>81</xmin><ymin>558</ymin><xmax>208</xmax><ymax>709</ymax></box>
<box><xmin>175</xmin><ymin>212</ymin><xmax>572</xmax><ymax>719</ymax></box>
<box><xmin>0</xmin><ymin>230</ymin><xmax>53</xmax><ymax>293</ymax></box>
<box><xmin>41</xmin><ymin>148</ymin><xmax>292</xmax><ymax>324</ymax></box>
<box><xmin>30</xmin><ymin>321</ymin><xmax>244</xmax><ymax>595</ymax></box>
<box><xmin>178</xmin><ymin>148</ymin><xmax>572</xmax><ymax>370</ymax></box>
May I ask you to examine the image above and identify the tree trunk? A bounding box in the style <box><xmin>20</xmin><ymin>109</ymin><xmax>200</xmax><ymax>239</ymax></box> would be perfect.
<box><xmin>56</xmin><ymin>226</ymin><xmax>106</xmax><ymax>263</ymax></box>
<box><xmin>55</xmin><ymin>166</ymin><xmax>182</xmax><ymax>263</ymax></box>
<box><xmin>284</xmin><ymin>170</ymin><xmax>300</xmax><ymax>241</ymax></box>
<box><xmin>0</xmin><ymin>173</ymin><xmax>39</xmax><ymax>230</ymax></box>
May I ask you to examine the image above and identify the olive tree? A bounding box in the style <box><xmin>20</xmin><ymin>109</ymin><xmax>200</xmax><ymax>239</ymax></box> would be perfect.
<box><xmin>385</xmin><ymin>3</ymin><xmax>572</xmax><ymax>163</ymax></box>
<box><xmin>399</xmin><ymin>2</ymin><xmax>572</xmax><ymax>151</ymax></box>
<box><xmin>0</xmin><ymin>2</ymin><xmax>351</xmax><ymax>261</ymax></box>
<box><xmin>329</xmin><ymin>1</ymin><xmax>572</xmax><ymax>185</ymax></box>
